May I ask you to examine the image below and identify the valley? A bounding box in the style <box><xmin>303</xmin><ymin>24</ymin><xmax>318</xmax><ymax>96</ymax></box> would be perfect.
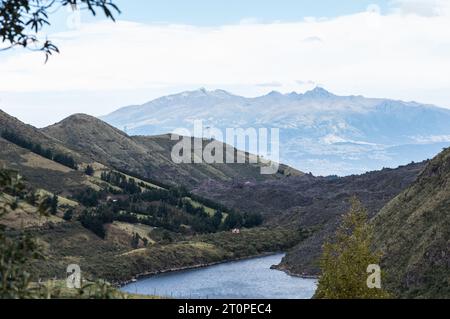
<box><xmin>0</xmin><ymin>105</ymin><xmax>448</xmax><ymax>299</ymax></box>
<box><xmin>192</xmin><ymin>161</ymin><xmax>427</xmax><ymax>277</ymax></box>
<box><xmin>1</xmin><ymin>0</ymin><xmax>449</xmax><ymax>304</ymax></box>
<box><xmin>0</xmin><ymin>110</ymin><xmax>303</xmax><ymax>286</ymax></box>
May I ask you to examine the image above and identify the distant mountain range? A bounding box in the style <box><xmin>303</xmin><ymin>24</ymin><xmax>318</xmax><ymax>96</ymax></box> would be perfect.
<box><xmin>101</xmin><ymin>88</ymin><xmax>450</xmax><ymax>176</ymax></box>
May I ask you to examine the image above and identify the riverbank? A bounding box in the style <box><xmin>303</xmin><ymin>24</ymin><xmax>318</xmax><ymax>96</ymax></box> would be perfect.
<box><xmin>271</xmin><ymin>264</ymin><xmax>319</xmax><ymax>279</ymax></box>
<box><xmin>31</xmin><ymin>225</ymin><xmax>306</xmax><ymax>287</ymax></box>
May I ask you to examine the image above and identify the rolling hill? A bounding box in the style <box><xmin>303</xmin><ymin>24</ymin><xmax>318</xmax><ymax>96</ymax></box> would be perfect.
<box><xmin>1</xmin><ymin>109</ymin><xmax>300</xmax><ymax>284</ymax></box>
<box><xmin>42</xmin><ymin>113</ymin><xmax>297</xmax><ymax>188</ymax></box>
<box><xmin>0</xmin><ymin>110</ymin><xmax>84</xmax><ymax>163</ymax></box>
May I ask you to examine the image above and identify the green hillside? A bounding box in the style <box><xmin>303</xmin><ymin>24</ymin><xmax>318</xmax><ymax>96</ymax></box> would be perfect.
<box><xmin>42</xmin><ymin>114</ymin><xmax>298</xmax><ymax>188</ymax></box>
<box><xmin>0</xmin><ymin>110</ymin><xmax>303</xmax><ymax>287</ymax></box>
<box><xmin>373</xmin><ymin>147</ymin><xmax>450</xmax><ymax>298</ymax></box>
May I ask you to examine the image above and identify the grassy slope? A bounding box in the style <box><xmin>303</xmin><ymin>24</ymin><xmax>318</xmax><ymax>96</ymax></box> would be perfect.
<box><xmin>373</xmin><ymin>148</ymin><xmax>450</xmax><ymax>298</ymax></box>
<box><xmin>0</xmin><ymin>146</ymin><xmax>287</xmax><ymax>287</ymax></box>
<box><xmin>30</xmin><ymin>280</ymin><xmax>161</xmax><ymax>299</ymax></box>
<box><xmin>27</xmin><ymin>222</ymin><xmax>303</xmax><ymax>284</ymax></box>
<box><xmin>0</xmin><ymin>137</ymin><xmax>89</xmax><ymax>195</ymax></box>
<box><xmin>0</xmin><ymin>110</ymin><xmax>84</xmax><ymax>163</ymax></box>
<box><xmin>0</xmin><ymin>112</ymin><xmax>305</xmax><ymax>286</ymax></box>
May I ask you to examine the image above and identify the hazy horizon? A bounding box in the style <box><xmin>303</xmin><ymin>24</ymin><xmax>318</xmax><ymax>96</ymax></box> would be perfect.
<box><xmin>2</xmin><ymin>85</ymin><xmax>449</xmax><ymax>129</ymax></box>
<box><xmin>1</xmin><ymin>0</ymin><xmax>450</xmax><ymax>127</ymax></box>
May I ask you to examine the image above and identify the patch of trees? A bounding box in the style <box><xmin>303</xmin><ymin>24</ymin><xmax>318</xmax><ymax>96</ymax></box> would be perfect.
<box><xmin>63</xmin><ymin>209</ymin><xmax>73</xmax><ymax>221</ymax></box>
<box><xmin>188</xmin><ymin>193</ymin><xmax>232</xmax><ymax>214</ymax></box>
<box><xmin>136</xmin><ymin>188</ymin><xmax>182</xmax><ymax>206</ymax></box>
<box><xmin>73</xmin><ymin>188</ymin><xmax>106</xmax><ymax>207</ymax></box>
<box><xmin>133</xmin><ymin>188</ymin><xmax>263</xmax><ymax>232</ymax></box>
<box><xmin>53</xmin><ymin>154</ymin><xmax>77</xmax><ymax>170</ymax></box>
<box><xmin>124</xmin><ymin>192</ymin><xmax>219</xmax><ymax>233</ymax></box>
<box><xmin>137</xmin><ymin>203</ymin><xmax>187</xmax><ymax>233</ymax></box>
<box><xmin>222</xmin><ymin>211</ymin><xmax>263</xmax><ymax>230</ymax></box>
<box><xmin>79</xmin><ymin>206</ymin><xmax>114</xmax><ymax>239</ymax></box>
<box><xmin>113</xmin><ymin>168</ymin><xmax>255</xmax><ymax>216</ymax></box>
<box><xmin>85</xmin><ymin>165</ymin><xmax>94</xmax><ymax>176</ymax></box>
<box><xmin>100</xmin><ymin>171</ymin><xmax>141</xmax><ymax>194</ymax></box>
<box><xmin>115</xmin><ymin>212</ymin><xmax>139</xmax><ymax>224</ymax></box>
<box><xmin>78</xmin><ymin>193</ymin><xmax>263</xmax><ymax>239</ymax></box>
<box><xmin>222</xmin><ymin>212</ymin><xmax>243</xmax><ymax>230</ymax></box>
<box><xmin>242</xmin><ymin>212</ymin><xmax>264</xmax><ymax>228</ymax></box>
<box><xmin>114</xmin><ymin>168</ymin><xmax>172</xmax><ymax>190</ymax></box>
<box><xmin>1</xmin><ymin>130</ymin><xmax>78</xmax><ymax>169</ymax></box>
<box><xmin>77</xmin><ymin>170</ymin><xmax>263</xmax><ymax>237</ymax></box>
<box><xmin>117</xmin><ymin>168</ymin><xmax>234</xmax><ymax>213</ymax></box>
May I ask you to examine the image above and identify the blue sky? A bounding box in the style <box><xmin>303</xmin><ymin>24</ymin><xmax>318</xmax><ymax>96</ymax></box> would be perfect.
<box><xmin>46</xmin><ymin>0</ymin><xmax>391</xmax><ymax>31</ymax></box>
<box><xmin>1</xmin><ymin>0</ymin><xmax>450</xmax><ymax>127</ymax></box>
<box><xmin>111</xmin><ymin>0</ymin><xmax>390</xmax><ymax>25</ymax></box>
<box><xmin>45</xmin><ymin>0</ymin><xmax>390</xmax><ymax>26</ymax></box>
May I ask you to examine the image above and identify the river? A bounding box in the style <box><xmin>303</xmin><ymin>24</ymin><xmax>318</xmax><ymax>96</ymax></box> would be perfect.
<box><xmin>120</xmin><ymin>254</ymin><xmax>317</xmax><ymax>299</ymax></box>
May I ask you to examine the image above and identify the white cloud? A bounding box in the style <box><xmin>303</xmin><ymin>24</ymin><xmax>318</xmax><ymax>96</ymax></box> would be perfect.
<box><xmin>413</xmin><ymin>134</ymin><xmax>450</xmax><ymax>143</ymax></box>
<box><xmin>389</xmin><ymin>0</ymin><xmax>450</xmax><ymax>16</ymax></box>
<box><xmin>1</xmin><ymin>7</ymin><xmax>450</xmax><ymax>126</ymax></box>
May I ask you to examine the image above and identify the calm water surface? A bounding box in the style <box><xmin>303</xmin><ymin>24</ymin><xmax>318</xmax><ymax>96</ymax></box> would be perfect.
<box><xmin>121</xmin><ymin>254</ymin><xmax>317</xmax><ymax>299</ymax></box>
